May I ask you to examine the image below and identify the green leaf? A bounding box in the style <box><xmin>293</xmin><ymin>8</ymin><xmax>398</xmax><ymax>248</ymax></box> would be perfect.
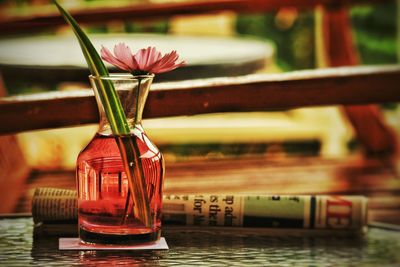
<box><xmin>52</xmin><ymin>0</ymin><xmax>129</xmax><ymax>135</ymax></box>
<box><xmin>52</xmin><ymin>0</ymin><xmax>152</xmax><ymax>228</ymax></box>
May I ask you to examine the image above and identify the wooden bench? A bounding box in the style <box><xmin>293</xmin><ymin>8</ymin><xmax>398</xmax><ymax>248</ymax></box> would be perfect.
<box><xmin>2</xmin><ymin>65</ymin><xmax>400</xmax><ymax>224</ymax></box>
<box><xmin>0</xmin><ymin>0</ymin><xmax>397</xmax><ymax>155</ymax></box>
<box><xmin>0</xmin><ymin>0</ymin><xmax>399</xmax><ymax>225</ymax></box>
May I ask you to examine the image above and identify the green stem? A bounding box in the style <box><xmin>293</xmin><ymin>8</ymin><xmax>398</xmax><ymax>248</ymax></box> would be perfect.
<box><xmin>135</xmin><ymin>79</ymin><xmax>142</xmax><ymax>125</ymax></box>
<box><xmin>121</xmin><ymin>190</ymin><xmax>131</xmax><ymax>224</ymax></box>
<box><xmin>121</xmin><ymin>78</ymin><xmax>150</xmax><ymax>225</ymax></box>
<box><xmin>116</xmin><ymin>135</ymin><xmax>152</xmax><ymax>228</ymax></box>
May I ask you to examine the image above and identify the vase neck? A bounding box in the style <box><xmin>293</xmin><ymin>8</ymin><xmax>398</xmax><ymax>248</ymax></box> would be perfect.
<box><xmin>90</xmin><ymin>74</ymin><xmax>153</xmax><ymax>135</ymax></box>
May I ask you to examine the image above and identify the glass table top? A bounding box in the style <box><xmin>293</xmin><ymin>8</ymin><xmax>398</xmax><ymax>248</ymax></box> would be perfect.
<box><xmin>1</xmin><ymin>217</ymin><xmax>399</xmax><ymax>266</ymax></box>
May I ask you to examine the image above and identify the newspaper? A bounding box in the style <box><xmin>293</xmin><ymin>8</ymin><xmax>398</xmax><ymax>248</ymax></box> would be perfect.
<box><xmin>32</xmin><ymin>187</ymin><xmax>77</xmax><ymax>224</ymax></box>
<box><xmin>32</xmin><ymin>188</ymin><xmax>367</xmax><ymax>232</ymax></box>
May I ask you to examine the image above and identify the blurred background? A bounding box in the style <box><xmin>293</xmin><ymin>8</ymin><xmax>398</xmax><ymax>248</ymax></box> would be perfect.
<box><xmin>0</xmin><ymin>0</ymin><xmax>399</xmax><ymax>216</ymax></box>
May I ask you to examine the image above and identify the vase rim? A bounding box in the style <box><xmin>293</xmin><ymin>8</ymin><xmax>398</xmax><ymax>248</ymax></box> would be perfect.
<box><xmin>89</xmin><ymin>73</ymin><xmax>155</xmax><ymax>81</ymax></box>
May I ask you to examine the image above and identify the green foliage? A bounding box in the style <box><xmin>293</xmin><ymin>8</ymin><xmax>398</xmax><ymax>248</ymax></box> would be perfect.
<box><xmin>124</xmin><ymin>21</ymin><xmax>169</xmax><ymax>34</ymax></box>
<box><xmin>351</xmin><ymin>3</ymin><xmax>397</xmax><ymax>64</ymax></box>
<box><xmin>236</xmin><ymin>11</ymin><xmax>315</xmax><ymax>71</ymax></box>
<box><xmin>236</xmin><ymin>3</ymin><xmax>397</xmax><ymax>70</ymax></box>
<box><xmin>52</xmin><ymin>0</ymin><xmax>130</xmax><ymax>135</ymax></box>
<box><xmin>86</xmin><ymin>25</ymin><xmax>108</xmax><ymax>34</ymax></box>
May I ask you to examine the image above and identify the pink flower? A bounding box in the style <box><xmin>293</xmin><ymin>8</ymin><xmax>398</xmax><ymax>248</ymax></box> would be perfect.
<box><xmin>100</xmin><ymin>43</ymin><xmax>185</xmax><ymax>75</ymax></box>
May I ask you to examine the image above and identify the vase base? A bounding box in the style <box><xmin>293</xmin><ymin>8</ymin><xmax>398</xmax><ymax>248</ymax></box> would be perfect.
<box><xmin>79</xmin><ymin>227</ymin><xmax>161</xmax><ymax>245</ymax></box>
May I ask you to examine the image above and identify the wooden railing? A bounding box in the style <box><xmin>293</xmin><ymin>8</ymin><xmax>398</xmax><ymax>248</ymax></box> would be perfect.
<box><xmin>0</xmin><ymin>0</ymin><xmax>398</xmax><ymax>155</ymax></box>
<box><xmin>0</xmin><ymin>0</ymin><xmax>393</xmax><ymax>35</ymax></box>
<box><xmin>0</xmin><ymin>65</ymin><xmax>399</xmax><ymax>135</ymax></box>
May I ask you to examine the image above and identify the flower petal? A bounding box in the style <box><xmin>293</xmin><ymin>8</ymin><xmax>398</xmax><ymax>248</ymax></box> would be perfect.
<box><xmin>100</xmin><ymin>46</ymin><xmax>119</xmax><ymax>66</ymax></box>
<box><xmin>134</xmin><ymin>47</ymin><xmax>148</xmax><ymax>70</ymax></box>
<box><xmin>147</xmin><ymin>47</ymin><xmax>162</xmax><ymax>67</ymax></box>
<box><xmin>149</xmin><ymin>50</ymin><xmax>185</xmax><ymax>74</ymax></box>
<box><xmin>101</xmin><ymin>45</ymin><xmax>132</xmax><ymax>72</ymax></box>
<box><xmin>113</xmin><ymin>43</ymin><xmax>135</xmax><ymax>70</ymax></box>
<box><xmin>134</xmin><ymin>46</ymin><xmax>162</xmax><ymax>72</ymax></box>
<box><xmin>102</xmin><ymin>44</ymin><xmax>184</xmax><ymax>75</ymax></box>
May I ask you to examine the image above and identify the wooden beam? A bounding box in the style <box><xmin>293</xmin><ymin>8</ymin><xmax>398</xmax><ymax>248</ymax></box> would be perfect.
<box><xmin>0</xmin><ymin>0</ymin><xmax>393</xmax><ymax>35</ymax></box>
<box><xmin>0</xmin><ymin>65</ymin><xmax>399</xmax><ymax>135</ymax></box>
<box><xmin>321</xmin><ymin>6</ymin><xmax>399</xmax><ymax>156</ymax></box>
<box><xmin>0</xmin><ymin>78</ymin><xmax>30</xmax><ymax>213</ymax></box>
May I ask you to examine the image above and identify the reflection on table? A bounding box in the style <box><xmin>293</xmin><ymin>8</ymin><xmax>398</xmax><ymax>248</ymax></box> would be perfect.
<box><xmin>1</xmin><ymin>217</ymin><xmax>400</xmax><ymax>266</ymax></box>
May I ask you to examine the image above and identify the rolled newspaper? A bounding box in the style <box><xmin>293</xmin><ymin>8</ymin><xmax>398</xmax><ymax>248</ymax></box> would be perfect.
<box><xmin>32</xmin><ymin>188</ymin><xmax>367</xmax><ymax>231</ymax></box>
<box><xmin>32</xmin><ymin>187</ymin><xmax>77</xmax><ymax>224</ymax></box>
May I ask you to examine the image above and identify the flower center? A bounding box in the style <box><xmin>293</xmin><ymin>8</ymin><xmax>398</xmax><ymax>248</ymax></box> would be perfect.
<box><xmin>132</xmin><ymin>70</ymin><xmax>150</xmax><ymax>76</ymax></box>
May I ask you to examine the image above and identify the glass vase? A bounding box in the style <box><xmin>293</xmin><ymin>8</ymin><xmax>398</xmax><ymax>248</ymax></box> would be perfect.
<box><xmin>76</xmin><ymin>74</ymin><xmax>164</xmax><ymax>245</ymax></box>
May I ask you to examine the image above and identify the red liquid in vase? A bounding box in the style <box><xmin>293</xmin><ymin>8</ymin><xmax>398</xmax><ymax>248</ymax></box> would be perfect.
<box><xmin>77</xmin><ymin>131</ymin><xmax>164</xmax><ymax>244</ymax></box>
